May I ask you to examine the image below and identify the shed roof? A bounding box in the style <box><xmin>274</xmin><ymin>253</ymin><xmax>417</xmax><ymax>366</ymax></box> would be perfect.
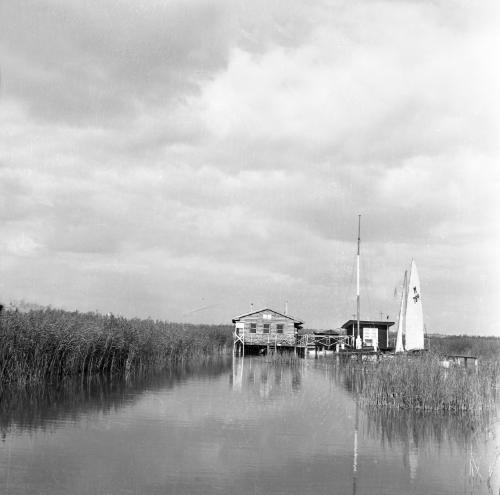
<box><xmin>232</xmin><ymin>308</ymin><xmax>304</xmax><ymax>324</ymax></box>
<box><xmin>313</xmin><ymin>329</ymin><xmax>341</xmax><ymax>335</ymax></box>
<box><xmin>342</xmin><ymin>319</ymin><xmax>395</xmax><ymax>329</ymax></box>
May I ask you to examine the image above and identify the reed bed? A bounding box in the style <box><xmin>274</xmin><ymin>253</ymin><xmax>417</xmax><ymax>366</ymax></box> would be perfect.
<box><xmin>0</xmin><ymin>308</ymin><xmax>233</xmax><ymax>388</ymax></box>
<box><xmin>346</xmin><ymin>353</ymin><xmax>498</xmax><ymax>413</ymax></box>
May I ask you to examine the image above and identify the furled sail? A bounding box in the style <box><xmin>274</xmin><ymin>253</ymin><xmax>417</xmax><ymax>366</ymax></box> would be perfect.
<box><xmin>395</xmin><ymin>270</ymin><xmax>407</xmax><ymax>353</ymax></box>
<box><xmin>404</xmin><ymin>260</ymin><xmax>424</xmax><ymax>351</ymax></box>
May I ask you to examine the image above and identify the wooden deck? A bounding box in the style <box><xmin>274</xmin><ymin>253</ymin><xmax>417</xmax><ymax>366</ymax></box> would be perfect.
<box><xmin>233</xmin><ymin>333</ymin><xmax>480</xmax><ymax>365</ymax></box>
<box><xmin>233</xmin><ymin>332</ymin><xmax>352</xmax><ymax>356</ymax></box>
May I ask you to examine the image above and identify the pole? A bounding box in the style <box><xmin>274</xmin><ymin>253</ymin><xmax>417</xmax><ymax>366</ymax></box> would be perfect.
<box><xmin>352</xmin><ymin>383</ymin><xmax>359</xmax><ymax>495</ymax></box>
<box><xmin>356</xmin><ymin>214</ymin><xmax>361</xmax><ymax>349</ymax></box>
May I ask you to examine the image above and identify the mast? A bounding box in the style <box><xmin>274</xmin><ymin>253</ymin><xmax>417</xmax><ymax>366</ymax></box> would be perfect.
<box><xmin>356</xmin><ymin>214</ymin><xmax>361</xmax><ymax>348</ymax></box>
<box><xmin>352</xmin><ymin>393</ymin><xmax>359</xmax><ymax>495</ymax></box>
<box><xmin>395</xmin><ymin>269</ymin><xmax>408</xmax><ymax>353</ymax></box>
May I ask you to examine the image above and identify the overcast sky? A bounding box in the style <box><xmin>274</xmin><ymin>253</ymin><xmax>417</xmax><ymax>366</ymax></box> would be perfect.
<box><xmin>1</xmin><ymin>0</ymin><xmax>499</xmax><ymax>334</ymax></box>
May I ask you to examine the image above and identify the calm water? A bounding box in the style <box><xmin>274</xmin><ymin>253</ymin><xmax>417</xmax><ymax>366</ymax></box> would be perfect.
<box><xmin>0</xmin><ymin>356</ymin><xmax>498</xmax><ymax>495</ymax></box>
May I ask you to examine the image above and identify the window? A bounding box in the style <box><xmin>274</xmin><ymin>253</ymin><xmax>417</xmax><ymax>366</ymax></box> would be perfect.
<box><xmin>277</xmin><ymin>324</ymin><xmax>284</xmax><ymax>334</ymax></box>
<box><xmin>263</xmin><ymin>323</ymin><xmax>270</xmax><ymax>334</ymax></box>
<box><xmin>250</xmin><ymin>323</ymin><xmax>256</xmax><ymax>333</ymax></box>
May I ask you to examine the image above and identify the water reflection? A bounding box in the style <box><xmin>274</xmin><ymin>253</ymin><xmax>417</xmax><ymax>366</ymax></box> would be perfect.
<box><xmin>0</xmin><ymin>356</ymin><xmax>232</xmax><ymax>437</ymax></box>
<box><xmin>325</xmin><ymin>359</ymin><xmax>499</xmax><ymax>493</ymax></box>
<box><xmin>322</xmin><ymin>358</ymin><xmax>496</xmax><ymax>445</ymax></box>
<box><xmin>231</xmin><ymin>357</ymin><xmax>303</xmax><ymax>398</ymax></box>
<box><xmin>0</xmin><ymin>355</ymin><xmax>497</xmax><ymax>495</ymax></box>
<box><xmin>363</xmin><ymin>405</ymin><xmax>491</xmax><ymax>449</ymax></box>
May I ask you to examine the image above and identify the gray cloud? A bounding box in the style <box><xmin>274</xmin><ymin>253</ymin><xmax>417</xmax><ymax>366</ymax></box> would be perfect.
<box><xmin>0</xmin><ymin>0</ymin><xmax>234</xmax><ymax>124</ymax></box>
<box><xmin>0</xmin><ymin>0</ymin><xmax>498</xmax><ymax>333</ymax></box>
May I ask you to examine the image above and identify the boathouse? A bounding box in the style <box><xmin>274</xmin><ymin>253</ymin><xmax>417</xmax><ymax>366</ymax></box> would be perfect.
<box><xmin>232</xmin><ymin>308</ymin><xmax>304</xmax><ymax>352</ymax></box>
<box><xmin>341</xmin><ymin>319</ymin><xmax>394</xmax><ymax>350</ymax></box>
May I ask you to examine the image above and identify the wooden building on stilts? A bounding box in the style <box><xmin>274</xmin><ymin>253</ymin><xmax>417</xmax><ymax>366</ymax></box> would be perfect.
<box><xmin>232</xmin><ymin>308</ymin><xmax>304</xmax><ymax>355</ymax></box>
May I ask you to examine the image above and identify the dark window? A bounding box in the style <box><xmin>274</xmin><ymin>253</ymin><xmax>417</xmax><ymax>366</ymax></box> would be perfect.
<box><xmin>277</xmin><ymin>324</ymin><xmax>284</xmax><ymax>334</ymax></box>
<box><xmin>263</xmin><ymin>323</ymin><xmax>270</xmax><ymax>334</ymax></box>
<box><xmin>250</xmin><ymin>323</ymin><xmax>256</xmax><ymax>333</ymax></box>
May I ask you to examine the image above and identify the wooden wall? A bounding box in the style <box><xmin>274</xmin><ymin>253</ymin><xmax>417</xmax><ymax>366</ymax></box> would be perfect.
<box><xmin>236</xmin><ymin>310</ymin><xmax>297</xmax><ymax>336</ymax></box>
<box><xmin>345</xmin><ymin>324</ymin><xmax>389</xmax><ymax>348</ymax></box>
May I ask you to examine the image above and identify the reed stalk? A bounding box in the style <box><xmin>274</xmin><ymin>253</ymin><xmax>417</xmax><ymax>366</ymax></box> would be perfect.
<box><xmin>343</xmin><ymin>353</ymin><xmax>498</xmax><ymax>413</ymax></box>
<box><xmin>0</xmin><ymin>309</ymin><xmax>233</xmax><ymax>388</ymax></box>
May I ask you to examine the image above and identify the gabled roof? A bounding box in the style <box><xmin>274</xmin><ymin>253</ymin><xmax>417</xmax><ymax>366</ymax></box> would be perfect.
<box><xmin>342</xmin><ymin>319</ymin><xmax>395</xmax><ymax>329</ymax></box>
<box><xmin>232</xmin><ymin>307</ymin><xmax>304</xmax><ymax>324</ymax></box>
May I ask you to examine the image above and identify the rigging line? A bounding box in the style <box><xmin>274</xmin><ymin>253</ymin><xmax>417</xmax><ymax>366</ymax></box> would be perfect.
<box><xmin>182</xmin><ymin>304</ymin><xmax>218</xmax><ymax>317</ymax></box>
<box><xmin>392</xmin><ymin>271</ymin><xmax>407</xmax><ymax>318</ymax></box>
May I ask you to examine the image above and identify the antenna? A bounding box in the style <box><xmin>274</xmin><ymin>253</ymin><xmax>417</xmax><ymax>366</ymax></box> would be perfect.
<box><xmin>284</xmin><ymin>300</ymin><xmax>288</xmax><ymax>316</ymax></box>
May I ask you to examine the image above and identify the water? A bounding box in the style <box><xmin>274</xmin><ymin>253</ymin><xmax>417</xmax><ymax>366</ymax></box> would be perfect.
<box><xmin>0</xmin><ymin>356</ymin><xmax>498</xmax><ymax>495</ymax></box>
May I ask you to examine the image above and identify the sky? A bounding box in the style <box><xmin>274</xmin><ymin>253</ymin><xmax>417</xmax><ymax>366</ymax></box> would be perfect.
<box><xmin>1</xmin><ymin>0</ymin><xmax>499</xmax><ymax>335</ymax></box>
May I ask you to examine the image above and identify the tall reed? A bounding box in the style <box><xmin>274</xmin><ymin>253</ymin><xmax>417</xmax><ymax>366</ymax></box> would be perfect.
<box><xmin>346</xmin><ymin>353</ymin><xmax>498</xmax><ymax>413</ymax></box>
<box><xmin>0</xmin><ymin>308</ymin><xmax>233</xmax><ymax>388</ymax></box>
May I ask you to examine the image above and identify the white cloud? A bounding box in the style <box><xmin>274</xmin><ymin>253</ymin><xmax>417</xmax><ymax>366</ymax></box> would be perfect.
<box><xmin>0</xmin><ymin>0</ymin><xmax>498</xmax><ymax>333</ymax></box>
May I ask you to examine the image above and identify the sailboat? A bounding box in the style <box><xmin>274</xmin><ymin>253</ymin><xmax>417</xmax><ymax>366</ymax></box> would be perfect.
<box><xmin>395</xmin><ymin>260</ymin><xmax>425</xmax><ymax>352</ymax></box>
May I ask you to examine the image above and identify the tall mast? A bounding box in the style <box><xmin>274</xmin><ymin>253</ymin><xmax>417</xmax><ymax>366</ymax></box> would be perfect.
<box><xmin>356</xmin><ymin>214</ymin><xmax>361</xmax><ymax>345</ymax></box>
<box><xmin>395</xmin><ymin>269</ymin><xmax>408</xmax><ymax>353</ymax></box>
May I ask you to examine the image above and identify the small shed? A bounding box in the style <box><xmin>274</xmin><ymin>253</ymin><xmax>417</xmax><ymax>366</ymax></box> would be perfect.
<box><xmin>232</xmin><ymin>308</ymin><xmax>303</xmax><ymax>345</ymax></box>
<box><xmin>341</xmin><ymin>319</ymin><xmax>394</xmax><ymax>350</ymax></box>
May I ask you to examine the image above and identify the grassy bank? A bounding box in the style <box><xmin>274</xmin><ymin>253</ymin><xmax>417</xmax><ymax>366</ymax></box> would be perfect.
<box><xmin>346</xmin><ymin>353</ymin><xmax>498</xmax><ymax>413</ymax></box>
<box><xmin>0</xmin><ymin>308</ymin><xmax>233</xmax><ymax>388</ymax></box>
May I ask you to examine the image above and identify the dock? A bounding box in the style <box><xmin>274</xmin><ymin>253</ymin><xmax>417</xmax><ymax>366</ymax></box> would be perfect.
<box><xmin>233</xmin><ymin>332</ymin><xmax>351</xmax><ymax>357</ymax></box>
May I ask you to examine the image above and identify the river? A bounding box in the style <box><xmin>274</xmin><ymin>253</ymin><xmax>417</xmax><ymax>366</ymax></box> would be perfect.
<box><xmin>0</xmin><ymin>356</ymin><xmax>498</xmax><ymax>495</ymax></box>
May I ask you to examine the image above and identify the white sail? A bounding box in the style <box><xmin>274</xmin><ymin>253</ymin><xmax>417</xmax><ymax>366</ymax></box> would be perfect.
<box><xmin>404</xmin><ymin>260</ymin><xmax>424</xmax><ymax>351</ymax></box>
<box><xmin>395</xmin><ymin>270</ymin><xmax>407</xmax><ymax>353</ymax></box>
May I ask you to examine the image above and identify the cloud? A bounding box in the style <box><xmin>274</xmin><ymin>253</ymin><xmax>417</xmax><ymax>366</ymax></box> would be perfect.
<box><xmin>201</xmin><ymin>3</ymin><xmax>499</xmax><ymax>162</ymax></box>
<box><xmin>0</xmin><ymin>0</ymin><xmax>498</xmax><ymax>333</ymax></box>
<box><xmin>0</xmin><ymin>0</ymin><xmax>234</xmax><ymax>124</ymax></box>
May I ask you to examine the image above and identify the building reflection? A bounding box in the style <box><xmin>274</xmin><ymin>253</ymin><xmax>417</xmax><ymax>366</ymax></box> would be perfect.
<box><xmin>231</xmin><ymin>356</ymin><xmax>303</xmax><ymax>398</ymax></box>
